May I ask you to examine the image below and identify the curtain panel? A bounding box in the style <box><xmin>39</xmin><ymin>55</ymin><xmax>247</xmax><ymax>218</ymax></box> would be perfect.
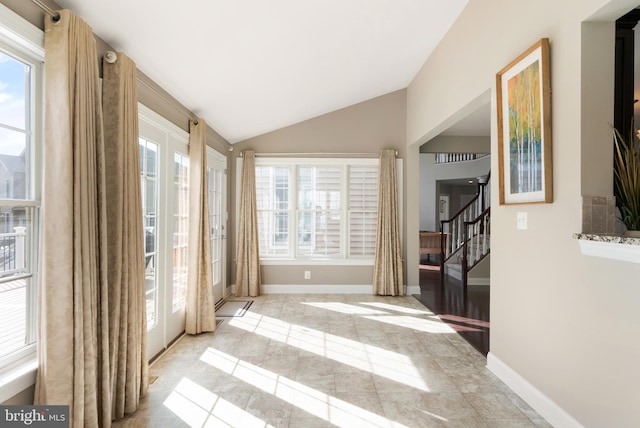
<box><xmin>235</xmin><ymin>150</ymin><xmax>261</xmax><ymax>297</ymax></box>
<box><xmin>35</xmin><ymin>10</ymin><xmax>111</xmax><ymax>427</ymax></box>
<box><xmin>102</xmin><ymin>52</ymin><xmax>149</xmax><ymax>420</ymax></box>
<box><xmin>185</xmin><ymin>119</ymin><xmax>217</xmax><ymax>334</ymax></box>
<box><xmin>373</xmin><ymin>149</ymin><xmax>404</xmax><ymax>296</ymax></box>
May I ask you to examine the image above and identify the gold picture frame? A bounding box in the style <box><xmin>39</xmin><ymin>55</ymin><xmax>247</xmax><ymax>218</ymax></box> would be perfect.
<box><xmin>496</xmin><ymin>38</ymin><xmax>552</xmax><ymax>205</ymax></box>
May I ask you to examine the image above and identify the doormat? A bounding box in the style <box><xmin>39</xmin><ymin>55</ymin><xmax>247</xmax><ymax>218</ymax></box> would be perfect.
<box><xmin>216</xmin><ymin>300</ymin><xmax>253</xmax><ymax>317</ymax></box>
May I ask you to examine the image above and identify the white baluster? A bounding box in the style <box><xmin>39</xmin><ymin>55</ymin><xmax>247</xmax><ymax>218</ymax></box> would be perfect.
<box><xmin>14</xmin><ymin>227</ymin><xmax>26</xmax><ymax>273</ymax></box>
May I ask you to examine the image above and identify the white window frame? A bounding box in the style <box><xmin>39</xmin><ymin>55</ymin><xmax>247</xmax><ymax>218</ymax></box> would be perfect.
<box><xmin>0</xmin><ymin>2</ymin><xmax>44</xmax><ymax>402</ymax></box>
<box><xmin>250</xmin><ymin>157</ymin><xmax>380</xmax><ymax>266</ymax></box>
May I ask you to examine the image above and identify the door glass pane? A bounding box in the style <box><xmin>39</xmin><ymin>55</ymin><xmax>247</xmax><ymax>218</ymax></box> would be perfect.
<box><xmin>140</xmin><ymin>139</ymin><xmax>159</xmax><ymax>329</ymax></box>
<box><xmin>146</xmin><ymin>142</ymin><xmax>157</xmax><ymax>178</ymax></box>
<box><xmin>172</xmin><ymin>153</ymin><xmax>189</xmax><ymax>312</ymax></box>
<box><xmin>208</xmin><ymin>167</ymin><xmax>222</xmax><ymax>285</ymax></box>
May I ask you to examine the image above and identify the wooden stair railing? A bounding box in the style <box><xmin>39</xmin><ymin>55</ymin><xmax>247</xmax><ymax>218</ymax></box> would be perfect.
<box><xmin>439</xmin><ymin>172</ymin><xmax>490</xmax><ymax>287</ymax></box>
<box><xmin>461</xmin><ymin>207</ymin><xmax>490</xmax><ymax>290</ymax></box>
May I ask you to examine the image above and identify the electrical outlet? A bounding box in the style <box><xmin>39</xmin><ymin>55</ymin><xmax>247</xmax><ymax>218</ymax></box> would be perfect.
<box><xmin>517</xmin><ymin>212</ymin><xmax>528</xmax><ymax>230</ymax></box>
<box><xmin>304</xmin><ymin>270</ymin><xmax>311</xmax><ymax>280</ymax></box>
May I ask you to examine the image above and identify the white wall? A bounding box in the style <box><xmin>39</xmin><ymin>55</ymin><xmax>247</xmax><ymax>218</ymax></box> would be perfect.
<box><xmin>419</xmin><ymin>154</ymin><xmax>491</xmax><ymax>231</ymax></box>
<box><xmin>406</xmin><ymin>0</ymin><xmax>640</xmax><ymax>426</ymax></box>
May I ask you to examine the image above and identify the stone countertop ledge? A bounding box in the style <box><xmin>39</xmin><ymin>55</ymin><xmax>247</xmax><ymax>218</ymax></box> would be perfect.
<box><xmin>574</xmin><ymin>233</ymin><xmax>640</xmax><ymax>263</ymax></box>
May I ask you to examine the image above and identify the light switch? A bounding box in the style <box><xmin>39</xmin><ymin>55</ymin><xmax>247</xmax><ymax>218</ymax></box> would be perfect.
<box><xmin>517</xmin><ymin>212</ymin><xmax>528</xmax><ymax>230</ymax></box>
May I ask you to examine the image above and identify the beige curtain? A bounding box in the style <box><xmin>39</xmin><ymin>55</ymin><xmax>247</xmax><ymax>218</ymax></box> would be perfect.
<box><xmin>235</xmin><ymin>150</ymin><xmax>261</xmax><ymax>297</ymax></box>
<box><xmin>102</xmin><ymin>52</ymin><xmax>149</xmax><ymax>420</ymax></box>
<box><xmin>185</xmin><ymin>119</ymin><xmax>216</xmax><ymax>334</ymax></box>
<box><xmin>35</xmin><ymin>10</ymin><xmax>111</xmax><ymax>427</ymax></box>
<box><xmin>373</xmin><ymin>149</ymin><xmax>404</xmax><ymax>296</ymax></box>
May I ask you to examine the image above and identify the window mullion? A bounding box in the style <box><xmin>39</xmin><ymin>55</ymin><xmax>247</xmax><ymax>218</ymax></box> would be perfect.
<box><xmin>290</xmin><ymin>164</ymin><xmax>296</xmax><ymax>259</ymax></box>
<box><xmin>341</xmin><ymin>164</ymin><xmax>348</xmax><ymax>259</ymax></box>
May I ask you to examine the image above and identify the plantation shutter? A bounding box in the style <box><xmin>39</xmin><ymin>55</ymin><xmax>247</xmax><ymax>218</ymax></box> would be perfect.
<box><xmin>349</xmin><ymin>166</ymin><xmax>378</xmax><ymax>256</ymax></box>
<box><xmin>297</xmin><ymin>166</ymin><xmax>342</xmax><ymax>256</ymax></box>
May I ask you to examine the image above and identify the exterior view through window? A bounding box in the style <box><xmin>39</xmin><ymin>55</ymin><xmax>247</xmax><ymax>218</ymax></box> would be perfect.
<box><xmin>139</xmin><ymin>138</ymin><xmax>159</xmax><ymax>328</ymax></box>
<box><xmin>0</xmin><ymin>43</ymin><xmax>41</xmax><ymax>364</ymax></box>
<box><xmin>172</xmin><ymin>153</ymin><xmax>189</xmax><ymax>312</ymax></box>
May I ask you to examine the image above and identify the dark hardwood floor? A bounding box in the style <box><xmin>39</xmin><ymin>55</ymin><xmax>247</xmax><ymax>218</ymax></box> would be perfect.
<box><xmin>413</xmin><ymin>261</ymin><xmax>490</xmax><ymax>356</ymax></box>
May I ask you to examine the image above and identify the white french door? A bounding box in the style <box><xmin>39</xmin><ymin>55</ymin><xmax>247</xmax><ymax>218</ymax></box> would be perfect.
<box><xmin>207</xmin><ymin>148</ymin><xmax>227</xmax><ymax>304</ymax></box>
<box><xmin>139</xmin><ymin>105</ymin><xmax>190</xmax><ymax>359</ymax></box>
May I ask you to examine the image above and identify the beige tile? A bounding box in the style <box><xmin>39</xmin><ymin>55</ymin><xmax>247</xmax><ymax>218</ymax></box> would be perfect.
<box><xmin>120</xmin><ymin>294</ymin><xmax>548</xmax><ymax>428</ymax></box>
<box><xmin>448</xmin><ymin>370</ymin><xmax>512</xmax><ymax>394</ymax></box>
<box><xmin>417</xmin><ymin>371</ymin><xmax>459</xmax><ymax>393</ymax></box>
<box><xmin>378</xmin><ymin>391</ymin><xmax>443</xmax><ymax>428</ymax></box>
<box><xmin>288</xmin><ymin>416</ymin><xmax>336</xmax><ymax>427</ymax></box>
<box><xmin>465</xmin><ymin>392</ymin><xmax>528</xmax><ymax>420</ymax></box>
<box><xmin>292</xmin><ymin>373</ymin><xmax>336</xmax><ymax>395</ymax></box>
<box><xmin>421</xmin><ymin>392</ymin><xmax>482</xmax><ymax>420</ymax></box>
<box><xmin>505</xmin><ymin>392</ymin><xmax>553</xmax><ymax>426</ymax></box>
<box><xmin>244</xmin><ymin>391</ymin><xmax>292</xmax><ymax>419</ymax></box>
<box><xmin>232</xmin><ymin>334</ymin><xmax>271</xmax><ymax>357</ymax></box>
<box><xmin>480</xmin><ymin>419</ymin><xmax>540</xmax><ymax>428</ymax></box>
<box><xmin>334</xmin><ymin>371</ymin><xmax>377</xmax><ymax>393</ymax></box>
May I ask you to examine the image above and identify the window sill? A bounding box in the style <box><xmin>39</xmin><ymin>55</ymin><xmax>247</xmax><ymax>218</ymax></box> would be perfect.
<box><xmin>0</xmin><ymin>354</ymin><xmax>37</xmax><ymax>403</ymax></box>
<box><xmin>574</xmin><ymin>233</ymin><xmax>640</xmax><ymax>264</ymax></box>
<box><xmin>259</xmin><ymin>258</ymin><xmax>374</xmax><ymax>266</ymax></box>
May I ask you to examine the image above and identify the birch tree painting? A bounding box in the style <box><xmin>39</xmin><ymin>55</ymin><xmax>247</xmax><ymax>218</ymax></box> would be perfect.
<box><xmin>507</xmin><ymin>60</ymin><xmax>542</xmax><ymax>194</ymax></box>
<box><xmin>496</xmin><ymin>38</ymin><xmax>552</xmax><ymax>205</ymax></box>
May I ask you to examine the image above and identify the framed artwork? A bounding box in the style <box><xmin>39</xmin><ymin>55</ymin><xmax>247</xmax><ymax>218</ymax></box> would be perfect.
<box><xmin>496</xmin><ymin>38</ymin><xmax>552</xmax><ymax>205</ymax></box>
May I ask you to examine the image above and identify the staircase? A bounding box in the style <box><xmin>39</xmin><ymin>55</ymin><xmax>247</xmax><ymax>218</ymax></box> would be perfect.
<box><xmin>440</xmin><ymin>172</ymin><xmax>491</xmax><ymax>290</ymax></box>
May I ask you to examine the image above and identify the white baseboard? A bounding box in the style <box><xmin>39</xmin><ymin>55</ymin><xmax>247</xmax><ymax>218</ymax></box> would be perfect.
<box><xmin>406</xmin><ymin>285</ymin><xmax>421</xmax><ymax>295</ymax></box>
<box><xmin>468</xmin><ymin>277</ymin><xmax>490</xmax><ymax>286</ymax></box>
<box><xmin>261</xmin><ymin>284</ymin><xmax>371</xmax><ymax>294</ymax></box>
<box><xmin>487</xmin><ymin>352</ymin><xmax>584</xmax><ymax>428</ymax></box>
<box><xmin>231</xmin><ymin>283</ymin><xmax>418</xmax><ymax>295</ymax></box>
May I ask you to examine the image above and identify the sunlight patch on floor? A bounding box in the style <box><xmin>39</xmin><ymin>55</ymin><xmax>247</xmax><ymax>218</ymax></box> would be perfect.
<box><xmin>359</xmin><ymin>301</ymin><xmax>434</xmax><ymax>315</ymax></box>
<box><xmin>229</xmin><ymin>310</ymin><xmax>430</xmax><ymax>392</ymax></box>
<box><xmin>362</xmin><ymin>315</ymin><xmax>459</xmax><ymax>334</ymax></box>
<box><xmin>164</xmin><ymin>377</ymin><xmax>267</xmax><ymax>427</ymax></box>
<box><xmin>301</xmin><ymin>301</ymin><xmax>388</xmax><ymax>315</ymax></box>
<box><xmin>199</xmin><ymin>348</ymin><xmax>411</xmax><ymax>428</ymax></box>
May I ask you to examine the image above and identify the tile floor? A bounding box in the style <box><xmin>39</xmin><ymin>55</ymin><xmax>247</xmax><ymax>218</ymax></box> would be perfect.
<box><xmin>113</xmin><ymin>295</ymin><xmax>550</xmax><ymax>427</ymax></box>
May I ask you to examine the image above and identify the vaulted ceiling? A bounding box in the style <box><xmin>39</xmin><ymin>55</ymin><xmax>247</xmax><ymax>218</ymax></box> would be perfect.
<box><xmin>55</xmin><ymin>0</ymin><xmax>469</xmax><ymax>143</ymax></box>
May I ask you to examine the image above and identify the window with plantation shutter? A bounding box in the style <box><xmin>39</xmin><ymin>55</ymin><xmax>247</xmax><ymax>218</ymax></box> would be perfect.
<box><xmin>254</xmin><ymin>158</ymin><xmax>378</xmax><ymax>262</ymax></box>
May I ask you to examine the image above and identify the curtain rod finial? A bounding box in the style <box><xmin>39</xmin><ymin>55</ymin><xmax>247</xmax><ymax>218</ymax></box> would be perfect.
<box><xmin>104</xmin><ymin>51</ymin><xmax>117</xmax><ymax>64</ymax></box>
